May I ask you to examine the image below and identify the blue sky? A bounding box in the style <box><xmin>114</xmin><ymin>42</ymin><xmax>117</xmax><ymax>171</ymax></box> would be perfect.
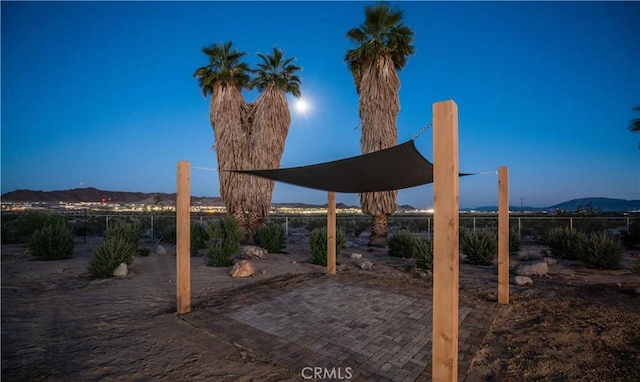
<box><xmin>1</xmin><ymin>1</ymin><xmax>639</xmax><ymax>208</ymax></box>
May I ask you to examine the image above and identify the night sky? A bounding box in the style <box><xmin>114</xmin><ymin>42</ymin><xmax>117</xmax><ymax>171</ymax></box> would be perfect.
<box><xmin>2</xmin><ymin>1</ymin><xmax>638</xmax><ymax>208</ymax></box>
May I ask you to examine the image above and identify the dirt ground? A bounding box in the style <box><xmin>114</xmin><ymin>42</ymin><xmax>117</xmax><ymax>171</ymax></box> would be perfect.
<box><xmin>2</xmin><ymin>230</ymin><xmax>639</xmax><ymax>381</ymax></box>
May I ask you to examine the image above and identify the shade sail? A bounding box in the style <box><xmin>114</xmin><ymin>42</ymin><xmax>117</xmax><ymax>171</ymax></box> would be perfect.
<box><xmin>227</xmin><ymin>140</ymin><xmax>470</xmax><ymax>193</ymax></box>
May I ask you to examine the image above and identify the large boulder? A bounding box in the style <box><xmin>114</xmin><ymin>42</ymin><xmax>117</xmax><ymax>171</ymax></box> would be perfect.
<box><xmin>230</xmin><ymin>260</ymin><xmax>256</xmax><ymax>278</ymax></box>
<box><xmin>513</xmin><ymin>260</ymin><xmax>549</xmax><ymax>276</ymax></box>
<box><xmin>240</xmin><ymin>245</ymin><xmax>267</xmax><ymax>260</ymax></box>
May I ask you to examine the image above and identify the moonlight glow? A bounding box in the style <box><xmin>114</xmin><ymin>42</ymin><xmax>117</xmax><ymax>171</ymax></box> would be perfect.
<box><xmin>294</xmin><ymin>98</ymin><xmax>310</xmax><ymax>114</ymax></box>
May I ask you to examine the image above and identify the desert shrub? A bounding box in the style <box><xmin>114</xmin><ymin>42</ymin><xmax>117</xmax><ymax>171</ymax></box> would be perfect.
<box><xmin>105</xmin><ymin>222</ymin><xmax>142</xmax><ymax>249</ymax></box>
<box><xmin>206</xmin><ymin>217</ymin><xmax>242</xmax><ymax>267</ymax></box>
<box><xmin>509</xmin><ymin>228</ymin><xmax>522</xmax><ymax>254</ymax></box>
<box><xmin>414</xmin><ymin>238</ymin><xmax>433</xmax><ymax>270</ymax></box>
<box><xmin>388</xmin><ymin>231</ymin><xmax>417</xmax><ymax>258</ymax></box>
<box><xmin>309</xmin><ymin>227</ymin><xmax>346</xmax><ymax>266</ymax></box>
<box><xmin>254</xmin><ymin>222</ymin><xmax>286</xmax><ymax>253</ymax></box>
<box><xmin>288</xmin><ymin>218</ymin><xmax>305</xmax><ymax>229</ymax></box>
<box><xmin>137</xmin><ymin>247</ymin><xmax>151</xmax><ymax>257</ymax></box>
<box><xmin>305</xmin><ymin>218</ymin><xmax>326</xmax><ymax>231</ymax></box>
<box><xmin>460</xmin><ymin>228</ymin><xmax>497</xmax><ymax>266</ymax></box>
<box><xmin>191</xmin><ymin>223</ymin><xmax>209</xmax><ymax>256</ymax></box>
<box><xmin>88</xmin><ymin>237</ymin><xmax>136</xmax><ymax>278</ymax></box>
<box><xmin>28</xmin><ymin>222</ymin><xmax>75</xmax><ymax>260</ymax></box>
<box><xmin>3</xmin><ymin>212</ymin><xmax>65</xmax><ymax>243</ymax></box>
<box><xmin>582</xmin><ymin>233</ymin><xmax>623</xmax><ymax>270</ymax></box>
<box><xmin>545</xmin><ymin>226</ymin><xmax>587</xmax><ymax>260</ymax></box>
<box><xmin>161</xmin><ymin>224</ymin><xmax>177</xmax><ymax>245</ymax></box>
<box><xmin>621</xmin><ymin>219</ymin><xmax>640</xmax><ymax>249</ymax></box>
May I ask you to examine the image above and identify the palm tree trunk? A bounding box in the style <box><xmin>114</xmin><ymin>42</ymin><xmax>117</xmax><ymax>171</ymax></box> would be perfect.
<box><xmin>358</xmin><ymin>55</ymin><xmax>400</xmax><ymax>246</ymax></box>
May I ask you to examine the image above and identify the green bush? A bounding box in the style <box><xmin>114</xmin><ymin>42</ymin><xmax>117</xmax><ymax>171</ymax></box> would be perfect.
<box><xmin>206</xmin><ymin>217</ymin><xmax>242</xmax><ymax>267</ymax></box>
<box><xmin>309</xmin><ymin>228</ymin><xmax>346</xmax><ymax>266</ymax></box>
<box><xmin>191</xmin><ymin>223</ymin><xmax>209</xmax><ymax>256</ymax></box>
<box><xmin>289</xmin><ymin>218</ymin><xmax>305</xmax><ymax>229</ymax></box>
<box><xmin>106</xmin><ymin>222</ymin><xmax>142</xmax><ymax>249</ymax></box>
<box><xmin>582</xmin><ymin>233</ymin><xmax>623</xmax><ymax>270</ymax></box>
<box><xmin>305</xmin><ymin>218</ymin><xmax>326</xmax><ymax>231</ymax></box>
<box><xmin>3</xmin><ymin>212</ymin><xmax>65</xmax><ymax>243</ymax></box>
<box><xmin>545</xmin><ymin>226</ymin><xmax>587</xmax><ymax>260</ymax></box>
<box><xmin>160</xmin><ymin>224</ymin><xmax>177</xmax><ymax>244</ymax></box>
<box><xmin>509</xmin><ymin>228</ymin><xmax>522</xmax><ymax>253</ymax></box>
<box><xmin>388</xmin><ymin>231</ymin><xmax>417</xmax><ymax>258</ymax></box>
<box><xmin>28</xmin><ymin>222</ymin><xmax>75</xmax><ymax>261</ymax></box>
<box><xmin>414</xmin><ymin>238</ymin><xmax>433</xmax><ymax>270</ymax></box>
<box><xmin>88</xmin><ymin>237</ymin><xmax>136</xmax><ymax>278</ymax></box>
<box><xmin>460</xmin><ymin>228</ymin><xmax>497</xmax><ymax>266</ymax></box>
<box><xmin>254</xmin><ymin>222</ymin><xmax>286</xmax><ymax>253</ymax></box>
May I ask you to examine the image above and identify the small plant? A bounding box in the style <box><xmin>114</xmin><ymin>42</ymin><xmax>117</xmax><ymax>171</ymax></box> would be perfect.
<box><xmin>388</xmin><ymin>231</ymin><xmax>417</xmax><ymax>258</ymax></box>
<box><xmin>460</xmin><ymin>228</ymin><xmax>497</xmax><ymax>266</ymax></box>
<box><xmin>88</xmin><ymin>237</ymin><xmax>136</xmax><ymax>278</ymax></box>
<box><xmin>206</xmin><ymin>217</ymin><xmax>242</xmax><ymax>267</ymax></box>
<box><xmin>106</xmin><ymin>222</ymin><xmax>142</xmax><ymax>249</ymax></box>
<box><xmin>191</xmin><ymin>223</ymin><xmax>209</xmax><ymax>256</ymax></box>
<box><xmin>137</xmin><ymin>247</ymin><xmax>151</xmax><ymax>257</ymax></box>
<box><xmin>289</xmin><ymin>218</ymin><xmax>305</xmax><ymax>229</ymax></box>
<box><xmin>509</xmin><ymin>228</ymin><xmax>521</xmax><ymax>254</ymax></box>
<box><xmin>414</xmin><ymin>238</ymin><xmax>433</xmax><ymax>270</ymax></box>
<box><xmin>582</xmin><ymin>233</ymin><xmax>623</xmax><ymax>270</ymax></box>
<box><xmin>161</xmin><ymin>224</ymin><xmax>177</xmax><ymax>245</ymax></box>
<box><xmin>621</xmin><ymin>219</ymin><xmax>640</xmax><ymax>249</ymax></box>
<box><xmin>305</xmin><ymin>218</ymin><xmax>326</xmax><ymax>231</ymax></box>
<box><xmin>309</xmin><ymin>227</ymin><xmax>346</xmax><ymax>266</ymax></box>
<box><xmin>545</xmin><ymin>226</ymin><xmax>587</xmax><ymax>260</ymax></box>
<box><xmin>28</xmin><ymin>222</ymin><xmax>75</xmax><ymax>261</ymax></box>
<box><xmin>3</xmin><ymin>212</ymin><xmax>65</xmax><ymax>243</ymax></box>
<box><xmin>254</xmin><ymin>222</ymin><xmax>286</xmax><ymax>253</ymax></box>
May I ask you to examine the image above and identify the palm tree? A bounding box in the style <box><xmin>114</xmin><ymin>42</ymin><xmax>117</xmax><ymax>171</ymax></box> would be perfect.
<box><xmin>345</xmin><ymin>4</ymin><xmax>415</xmax><ymax>246</ymax></box>
<box><xmin>246</xmin><ymin>47</ymin><xmax>302</xmax><ymax>236</ymax></box>
<box><xmin>629</xmin><ymin>105</ymin><xmax>640</xmax><ymax>133</ymax></box>
<box><xmin>194</xmin><ymin>41</ymin><xmax>252</xmax><ymax>231</ymax></box>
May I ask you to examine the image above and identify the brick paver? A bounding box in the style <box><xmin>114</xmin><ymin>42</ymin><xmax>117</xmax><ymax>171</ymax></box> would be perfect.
<box><xmin>183</xmin><ymin>275</ymin><xmax>499</xmax><ymax>381</ymax></box>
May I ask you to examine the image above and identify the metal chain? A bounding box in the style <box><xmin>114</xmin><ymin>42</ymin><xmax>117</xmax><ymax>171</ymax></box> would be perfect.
<box><xmin>411</xmin><ymin>121</ymin><xmax>433</xmax><ymax>140</ymax></box>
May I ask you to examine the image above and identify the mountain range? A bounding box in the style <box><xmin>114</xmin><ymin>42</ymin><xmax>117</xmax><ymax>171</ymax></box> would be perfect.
<box><xmin>1</xmin><ymin>188</ymin><xmax>639</xmax><ymax>212</ymax></box>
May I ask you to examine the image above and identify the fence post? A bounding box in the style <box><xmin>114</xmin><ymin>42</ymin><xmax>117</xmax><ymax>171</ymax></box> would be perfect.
<box><xmin>518</xmin><ymin>217</ymin><xmax>522</xmax><ymax>238</ymax></box>
<box><xmin>570</xmin><ymin>217</ymin><xmax>573</xmax><ymax>230</ymax></box>
<box><xmin>176</xmin><ymin>161</ymin><xmax>191</xmax><ymax>315</ymax></box>
<box><xmin>285</xmin><ymin>216</ymin><xmax>289</xmax><ymax>237</ymax></box>
<box><xmin>432</xmin><ymin>99</ymin><xmax>460</xmax><ymax>381</ymax></box>
<box><xmin>498</xmin><ymin>166</ymin><xmax>509</xmax><ymax>305</ymax></box>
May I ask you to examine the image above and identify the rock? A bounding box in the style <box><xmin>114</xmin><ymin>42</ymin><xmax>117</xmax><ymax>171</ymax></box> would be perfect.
<box><xmin>543</xmin><ymin>257</ymin><xmax>558</xmax><ymax>266</ymax></box>
<box><xmin>113</xmin><ymin>263</ymin><xmax>128</xmax><ymax>277</ymax></box>
<box><xmin>240</xmin><ymin>245</ymin><xmax>267</xmax><ymax>260</ymax></box>
<box><xmin>359</xmin><ymin>261</ymin><xmax>373</xmax><ymax>270</ymax></box>
<box><xmin>230</xmin><ymin>260</ymin><xmax>256</xmax><ymax>278</ymax></box>
<box><xmin>351</xmin><ymin>253</ymin><xmax>363</xmax><ymax>260</ymax></box>
<box><xmin>156</xmin><ymin>245</ymin><xmax>167</xmax><ymax>255</ymax></box>
<box><xmin>345</xmin><ymin>241</ymin><xmax>357</xmax><ymax>248</ymax></box>
<box><xmin>513</xmin><ymin>260</ymin><xmax>549</xmax><ymax>276</ymax></box>
<box><xmin>514</xmin><ymin>276</ymin><xmax>533</xmax><ymax>286</ymax></box>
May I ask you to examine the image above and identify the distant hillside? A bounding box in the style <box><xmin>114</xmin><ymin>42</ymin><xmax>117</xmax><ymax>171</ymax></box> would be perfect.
<box><xmin>465</xmin><ymin>197</ymin><xmax>640</xmax><ymax>213</ymax></box>
<box><xmin>1</xmin><ymin>187</ymin><xmax>223</xmax><ymax>205</ymax></box>
<box><xmin>548</xmin><ymin>197</ymin><xmax>640</xmax><ymax>212</ymax></box>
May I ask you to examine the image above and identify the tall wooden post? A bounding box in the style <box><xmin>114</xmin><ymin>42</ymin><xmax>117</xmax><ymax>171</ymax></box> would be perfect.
<box><xmin>432</xmin><ymin>100</ymin><xmax>459</xmax><ymax>381</ymax></box>
<box><xmin>327</xmin><ymin>191</ymin><xmax>336</xmax><ymax>275</ymax></box>
<box><xmin>498</xmin><ymin>166</ymin><xmax>510</xmax><ymax>304</ymax></box>
<box><xmin>176</xmin><ymin>161</ymin><xmax>191</xmax><ymax>314</ymax></box>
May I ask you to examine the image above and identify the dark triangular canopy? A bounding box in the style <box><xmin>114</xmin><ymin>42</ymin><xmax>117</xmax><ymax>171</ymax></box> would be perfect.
<box><xmin>228</xmin><ymin>140</ymin><xmax>469</xmax><ymax>193</ymax></box>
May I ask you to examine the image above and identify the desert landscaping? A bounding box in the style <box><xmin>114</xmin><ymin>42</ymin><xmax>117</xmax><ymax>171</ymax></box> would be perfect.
<box><xmin>2</xmin><ymin>222</ymin><xmax>640</xmax><ymax>381</ymax></box>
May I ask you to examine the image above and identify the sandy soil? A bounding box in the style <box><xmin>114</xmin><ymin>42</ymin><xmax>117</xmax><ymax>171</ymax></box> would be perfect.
<box><xmin>2</xmin><ymin>231</ymin><xmax>639</xmax><ymax>381</ymax></box>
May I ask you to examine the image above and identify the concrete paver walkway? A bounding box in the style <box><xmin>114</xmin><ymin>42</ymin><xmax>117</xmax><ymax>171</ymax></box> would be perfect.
<box><xmin>183</xmin><ymin>275</ymin><xmax>499</xmax><ymax>381</ymax></box>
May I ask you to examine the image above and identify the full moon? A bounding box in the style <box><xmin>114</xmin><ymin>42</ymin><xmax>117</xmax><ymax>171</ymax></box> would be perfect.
<box><xmin>294</xmin><ymin>98</ymin><xmax>310</xmax><ymax>114</ymax></box>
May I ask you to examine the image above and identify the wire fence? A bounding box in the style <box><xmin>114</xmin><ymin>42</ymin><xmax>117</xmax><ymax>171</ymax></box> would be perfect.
<box><xmin>2</xmin><ymin>209</ymin><xmax>636</xmax><ymax>246</ymax></box>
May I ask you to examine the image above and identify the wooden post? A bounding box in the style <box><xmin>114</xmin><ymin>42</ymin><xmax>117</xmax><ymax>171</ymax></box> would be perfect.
<box><xmin>432</xmin><ymin>100</ymin><xmax>459</xmax><ymax>381</ymax></box>
<box><xmin>327</xmin><ymin>191</ymin><xmax>336</xmax><ymax>275</ymax></box>
<box><xmin>498</xmin><ymin>166</ymin><xmax>509</xmax><ymax>305</ymax></box>
<box><xmin>176</xmin><ymin>161</ymin><xmax>191</xmax><ymax>314</ymax></box>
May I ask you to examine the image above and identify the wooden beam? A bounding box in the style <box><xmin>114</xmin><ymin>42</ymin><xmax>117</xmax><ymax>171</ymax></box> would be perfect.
<box><xmin>432</xmin><ymin>100</ymin><xmax>459</xmax><ymax>381</ymax></box>
<box><xmin>327</xmin><ymin>191</ymin><xmax>336</xmax><ymax>275</ymax></box>
<box><xmin>176</xmin><ymin>161</ymin><xmax>191</xmax><ymax>314</ymax></box>
<box><xmin>498</xmin><ymin>166</ymin><xmax>510</xmax><ymax>304</ymax></box>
